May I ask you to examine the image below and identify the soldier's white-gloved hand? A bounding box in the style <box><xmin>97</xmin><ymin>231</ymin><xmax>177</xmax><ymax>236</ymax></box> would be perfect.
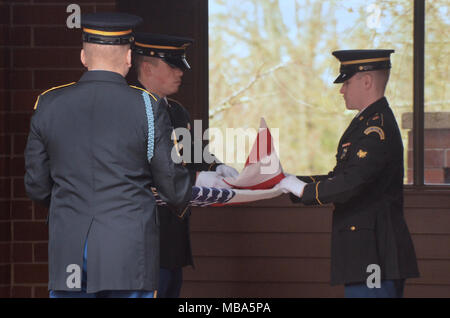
<box><xmin>277</xmin><ymin>175</ymin><xmax>306</xmax><ymax>197</ymax></box>
<box><xmin>195</xmin><ymin>171</ymin><xmax>232</xmax><ymax>189</ymax></box>
<box><xmin>216</xmin><ymin>164</ymin><xmax>239</xmax><ymax>178</ymax></box>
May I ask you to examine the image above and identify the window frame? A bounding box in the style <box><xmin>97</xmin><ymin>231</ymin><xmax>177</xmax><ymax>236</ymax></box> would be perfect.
<box><xmin>413</xmin><ymin>0</ymin><xmax>425</xmax><ymax>187</ymax></box>
<box><xmin>205</xmin><ymin>0</ymin><xmax>449</xmax><ymax>190</ymax></box>
<box><xmin>409</xmin><ymin>0</ymin><xmax>450</xmax><ymax>189</ymax></box>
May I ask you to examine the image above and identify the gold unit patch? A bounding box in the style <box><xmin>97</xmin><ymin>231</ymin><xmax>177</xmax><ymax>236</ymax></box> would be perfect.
<box><xmin>364</xmin><ymin>126</ymin><xmax>385</xmax><ymax>140</ymax></box>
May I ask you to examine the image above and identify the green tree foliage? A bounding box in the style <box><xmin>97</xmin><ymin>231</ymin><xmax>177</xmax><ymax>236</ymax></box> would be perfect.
<box><xmin>209</xmin><ymin>0</ymin><xmax>449</xmax><ymax>176</ymax></box>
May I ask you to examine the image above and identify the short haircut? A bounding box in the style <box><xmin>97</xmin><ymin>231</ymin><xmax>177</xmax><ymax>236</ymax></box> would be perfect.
<box><xmin>373</xmin><ymin>69</ymin><xmax>391</xmax><ymax>92</ymax></box>
<box><xmin>83</xmin><ymin>42</ymin><xmax>130</xmax><ymax>66</ymax></box>
<box><xmin>356</xmin><ymin>69</ymin><xmax>391</xmax><ymax>93</ymax></box>
<box><xmin>132</xmin><ymin>54</ymin><xmax>159</xmax><ymax>77</ymax></box>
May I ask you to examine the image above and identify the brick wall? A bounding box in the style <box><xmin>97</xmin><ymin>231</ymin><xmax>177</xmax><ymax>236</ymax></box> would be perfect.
<box><xmin>403</xmin><ymin>112</ymin><xmax>450</xmax><ymax>184</ymax></box>
<box><xmin>184</xmin><ymin>192</ymin><xmax>450</xmax><ymax>298</ymax></box>
<box><xmin>0</xmin><ymin>0</ymin><xmax>13</xmax><ymax>298</ymax></box>
<box><xmin>407</xmin><ymin>129</ymin><xmax>450</xmax><ymax>183</ymax></box>
<box><xmin>0</xmin><ymin>0</ymin><xmax>115</xmax><ymax>298</ymax></box>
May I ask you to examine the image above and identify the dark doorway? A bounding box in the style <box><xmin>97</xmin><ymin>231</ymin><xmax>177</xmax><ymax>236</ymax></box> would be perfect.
<box><xmin>117</xmin><ymin>0</ymin><xmax>209</xmax><ymax>126</ymax></box>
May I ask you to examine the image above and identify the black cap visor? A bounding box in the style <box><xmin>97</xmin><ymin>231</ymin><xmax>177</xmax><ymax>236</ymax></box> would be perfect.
<box><xmin>334</xmin><ymin>72</ymin><xmax>356</xmax><ymax>84</ymax></box>
<box><xmin>163</xmin><ymin>56</ymin><xmax>191</xmax><ymax>71</ymax></box>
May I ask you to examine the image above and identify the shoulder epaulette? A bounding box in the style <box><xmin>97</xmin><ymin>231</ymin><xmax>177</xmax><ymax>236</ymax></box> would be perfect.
<box><xmin>167</xmin><ymin>97</ymin><xmax>184</xmax><ymax>107</ymax></box>
<box><xmin>34</xmin><ymin>82</ymin><xmax>76</xmax><ymax>110</ymax></box>
<box><xmin>363</xmin><ymin>112</ymin><xmax>385</xmax><ymax>140</ymax></box>
<box><xmin>129</xmin><ymin>85</ymin><xmax>157</xmax><ymax>101</ymax></box>
<box><xmin>366</xmin><ymin>112</ymin><xmax>384</xmax><ymax>127</ymax></box>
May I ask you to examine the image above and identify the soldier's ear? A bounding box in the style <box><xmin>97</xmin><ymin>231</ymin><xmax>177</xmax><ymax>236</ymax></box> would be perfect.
<box><xmin>80</xmin><ymin>49</ymin><xmax>88</xmax><ymax>68</ymax></box>
<box><xmin>362</xmin><ymin>72</ymin><xmax>374</xmax><ymax>90</ymax></box>
<box><xmin>126</xmin><ymin>49</ymin><xmax>132</xmax><ymax>68</ymax></box>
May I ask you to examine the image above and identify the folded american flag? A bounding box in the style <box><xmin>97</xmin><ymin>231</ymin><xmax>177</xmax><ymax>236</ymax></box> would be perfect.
<box><xmin>153</xmin><ymin>117</ymin><xmax>285</xmax><ymax>207</ymax></box>
<box><xmin>152</xmin><ymin>186</ymin><xmax>282</xmax><ymax>207</ymax></box>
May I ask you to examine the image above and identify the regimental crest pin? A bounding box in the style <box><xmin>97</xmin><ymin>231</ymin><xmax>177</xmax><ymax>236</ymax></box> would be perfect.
<box><xmin>340</xmin><ymin>147</ymin><xmax>348</xmax><ymax>160</ymax></box>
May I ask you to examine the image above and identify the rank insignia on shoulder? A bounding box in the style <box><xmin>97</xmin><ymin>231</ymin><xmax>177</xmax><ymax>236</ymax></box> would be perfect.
<box><xmin>364</xmin><ymin>126</ymin><xmax>385</xmax><ymax>140</ymax></box>
<box><xmin>357</xmin><ymin>149</ymin><xmax>368</xmax><ymax>158</ymax></box>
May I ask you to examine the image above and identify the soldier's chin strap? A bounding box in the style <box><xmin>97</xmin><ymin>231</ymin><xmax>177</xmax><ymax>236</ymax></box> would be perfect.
<box><xmin>142</xmin><ymin>91</ymin><xmax>154</xmax><ymax>162</ymax></box>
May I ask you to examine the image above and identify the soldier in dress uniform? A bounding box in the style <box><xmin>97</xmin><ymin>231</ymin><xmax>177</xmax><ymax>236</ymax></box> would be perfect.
<box><xmin>131</xmin><ymin>32</ymin><xmax>239</xmax><ymax>297</ymax></box>
<box><xmin>24</xmin><ymin>13</ymin><xmax>193</xmax><ymax>298</ymax></box>
<box><xmin>278</xmin><ymin>50</ymin><xmax>420</xmax><ymax>298</ymax></box>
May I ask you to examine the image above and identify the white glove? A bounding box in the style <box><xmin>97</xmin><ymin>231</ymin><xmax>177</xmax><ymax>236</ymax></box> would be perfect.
<box><xmin>277</xmin><ymin>175</ymin><xmax>306</xmax><ymax>197</ymax></box>
<box><xmin>195</xmin><ymin>171</ymin><xmax>232</xmax><ymax>189</ymax></box>
<box><xmin>216</xmin><ymin>164</ymin><xmax>239</xmax><ymax>178</ymax></box>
